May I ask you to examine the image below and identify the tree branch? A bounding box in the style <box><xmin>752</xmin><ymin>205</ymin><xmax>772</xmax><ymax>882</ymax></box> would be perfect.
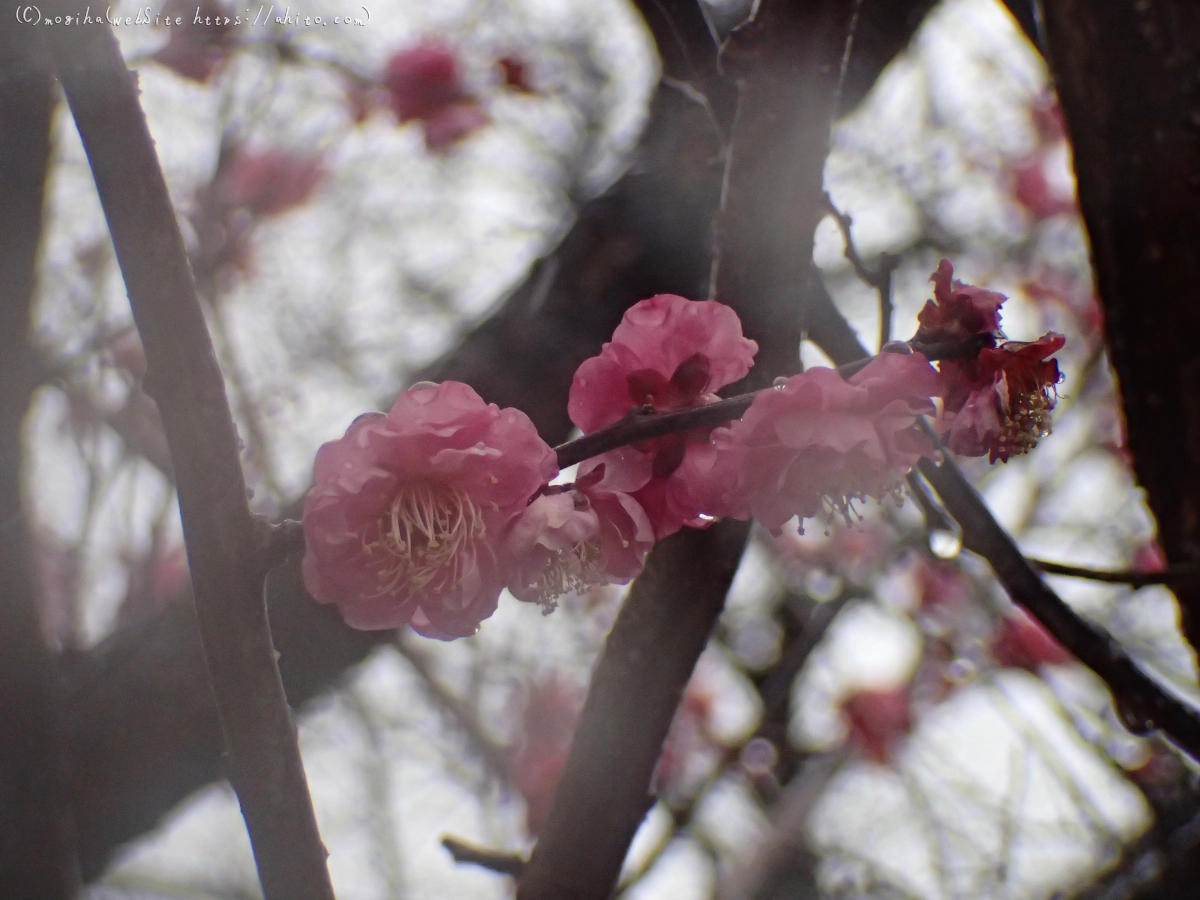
<box><xmin>1029</xmin><ymin>558</ymin><xmax>1199</xmax><ymax>588</ymax></box>
<box><xmin>1038</xmin><ymin>0</ymin><xmax>1200</xmax><ymax>654</ymax></box>
<box><xmin>517</xmin><ymin>521</ymin><xmax>751</xmax><ymax>900</ymax></box>
<box><xmin>917</xmin><ymin>454</ymin><xmax>1200</xmax><ymax>756</ymax></box>
<box><xmin>518</xmin><ymin>2</ymin><xmax>865</xmax><ymax>897</ymax></box>
<box><xmin>37</xmin><ymin>20</ymin><xmax>334</xmax><ymax>900</ymax></box>
<box><xmin>824</xmin><ymin>192</ymin><xmax>899</xmax><ymax>349</ymax></box>
<box><xmin>0</xmin><ymin>13</ymin><xmax>77</xmax><ymax>896</ymax></box>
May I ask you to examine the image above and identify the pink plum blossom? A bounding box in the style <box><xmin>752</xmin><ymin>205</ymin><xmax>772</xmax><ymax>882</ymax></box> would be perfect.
<box><xmin>151</xmin><ymin>0</ymin><xmax>232</xmax><ymax>83</ymax></box>
<box><xmin>990</xmin><ymin>609</ymin><xmax>1073</xmax><ymax>671</ymax></box>
<box><xmin>693</xmin><ymin>352</ymin><xmax>941</xmax><ymax>531</ymax></box>
<box><xmin>301</xmin><ymin>381</ymin><xmax>557</xmax><ymax>639</ymax></box>
<box><xmin>568</xmin><ymin>294</ymin><xmax>758</xmax><ymax>538</ymax></box>
<box><xmin>510</xmin><ymin>676</ymin><xmax>582</xmax><ymax>834</ymax></box>
<box><xmin>217</xmin><ymin>150</ymin><xmax>324</xmax><ymax>218</ymax></box>
<box><xmin>383</xmin><ymin>40</ymin><xmax>488</xmax><ymax>150</ymax></box>
<box><xmin>842</xmin><ymin>687</ymin><xmax>914</xmax><ymax>764</ymax></box>
<box><xmin>913</xmin><ymin>259</ymin><xmax>1006</xmax><ymax>347</ymax></box>
<box><xmin>505</xmin><ymin>451</ymin><xmax>655</xmax><ymax>606</ymax></box>
<box><xmin>938</xmin><ymin>333</ymin><xmax>1065</xmax><ymax>463</ymax></box>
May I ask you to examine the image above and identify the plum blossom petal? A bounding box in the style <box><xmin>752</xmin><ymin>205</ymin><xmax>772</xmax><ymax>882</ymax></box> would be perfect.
<box><xmin>302</xmin><ymin>382</ymin><xmax>557</xmax><ymax>639</ymax></box>
<box><xmin>913</xmin><ymin>259</ymin><xmax>1006</xmax><ymax>346</ymax></box>
<box><xmin>939</xmin><ymin>333</ymin><xmax>1065</xmax><ymax>462</ymax></box>
<box><xmin>694</xmin><ymin>353</ymin><xmax>940</xmax><ymax>532</ymax></box>
<box><xmin>505</xmin><ymin>451</ymin><xmax>655</xmax><ymax>605</ymax></box>
<box><xmin>217</xmin><ymin>150</ymin><xmax>324</xmax><ymax>218</ymax></box>
<box><xmin>842</xmin><ymin>687</ymin><xmax>914</xmax><ymax>764</ymax></box>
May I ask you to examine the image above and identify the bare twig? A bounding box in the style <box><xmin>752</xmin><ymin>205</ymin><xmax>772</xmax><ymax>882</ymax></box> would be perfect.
<box><xmin>1029</xmin><ymin>558</ymin><xmax>1199</xmax><ymax>588</ymax></box>
<box><xmin>394</xmin><ymin>635</ymin><xmax>511</xmax><ymax>783</ymax></box>
<box><xmin>37</xmin><ymin>19</ymin><xmax>334</xmax><ymax>900</ymax></box>
<box><xmin>442</xmin><ymin>837</ymin><xmax>526</xmax><ymax>877</ymax></box>
<box><xmin>825</xmin><ymin>192</ymin><xmax>900</xmax><ymax>349</ymax></box>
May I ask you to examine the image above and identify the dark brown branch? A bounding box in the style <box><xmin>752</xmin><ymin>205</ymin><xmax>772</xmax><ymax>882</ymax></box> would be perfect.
<box><xmin>37</xmin><ymin>20</ymin><xmax>334</xmax><ymax>900</ymax></box>
<box><xmin>442</xmin><ymin>837</ymin><xmax>526</xmax><ymax>878</ymax></box>
<box><xmin>1039</xmin><ymin>0</ymin><xmax>1200</xmax><ymax>653</ymax></box>
<box><xmin>917</xmin><ymin>455</ymin><xmax>1200</xmax><ymax>755</ymax></box>
<box><xmin>1029</xmin><ymin>558</ymin><xmax>1200</xmax><ymax>588</ymax></box>
<box><xmin>517</xmin><ymin>521</ymin><xmax>751</xmax><ymax>900</ymax></box>
<box><xmin>0</xmin><ymin>16</ymin><xmax>77</xmax><ymax>896</ymax></box>
<box><xmin>824</xmin><ymin>192</ymin><xmax>899</xmax><ymax>349</ymax></box>
<box><xmin>519</xmin><ymin>2</ymin><xmax>864</xmax><ymax>897</ymax></box>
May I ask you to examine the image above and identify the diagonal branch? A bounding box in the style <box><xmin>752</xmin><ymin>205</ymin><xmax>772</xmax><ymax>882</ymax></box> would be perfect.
<box><xmin>36</xmin><ymin>19</ymin><xmax>335</xmax><ymax>900</ymax></box>
<box><xmin>916</xmin><ymin>454</ymin><xmax>1200</xmax><ymax>755</ymax></box>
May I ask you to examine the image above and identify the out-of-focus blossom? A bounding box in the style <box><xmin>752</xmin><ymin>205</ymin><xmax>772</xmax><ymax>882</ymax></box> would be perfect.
<box><xmin>151</xmin><ymin>0</ymin><xmax>232</xmax><ymax>83</ymax></box>
<box><xmin>913</xmin><ymin>259</ymin><xmax>1006</xmax><ymax>347</ymax></box>
<box><xmin>120</xmin><ymin>544</ymin><xmax>191</xmax><ymax>625</ymax></box>
<box><xmin>505</xmin><ymin>453</ymin><xmax>655</xmax><ymax>608</ymax></box>
<box><xmin>694</xmin><ymin>352</ymin><xmax>940</xmax><ymax>532</ymax></box>
<box><xmin>913</xmin><ymin>557</ymin><xmax>969</xmax><ymax>614</ymax></box>
<box><xmin>568</xmin><ymin>294</ymin><xmax>758</xmax><ymax>538</ymax></box>
<box><xmin>655</xmin><ymin>683</ymin><xmax>717</xmax><ymax>797</ymax></box>
<box><xmin>301</xmin><ymin>382</ymin><xmax>557</xmax><ymax>639</ymax></box>
<box><xmin>510</xmin><ymin>676</ymin><xmax>582</xmax><ymax>834</ymax></box>
<box><xmin>383</xmin><ymin>40</ymin><xmax>488</xmax><ymax>150</ymax></box>
<box><xmin>1133</xmin><ymin>542</ymin><xmax>1168</xmax><ymax>574</ymax></box>
<box><xmin>939</xmin><ymin>333</ymin><xmax>1065</xmax><ymax>463</ymax></box>
<box><xmin>104</xmin><ymin>329</ymin><xmax>147</xmax><ymax>381</ymax></box>
<box><xmin>217</xmin><ymin>150</ymin><xmax>324</xmax><ymax>218</ymax></box>
<box><xmin>498</xmin><ymin>56</ymin><xmax>535</xmax><ymax>93</ymax></box>
<box><xmin>990</xmin><ymin>609</ymin><xmax>1073</xmax><ymax>671</ymax></box>
<box><xmin>842</xmin><ymin>687</ymin><xmax>914</xmax><ymax>764</ymax></box>
<box><xmin>1030</xmin><ymin>93</ymin><xmax>1066</xmax><ymax>145</ymax></box>
<box><xmin>1011</xmin><ymin>158</ymin><xmax>1076</xmax><ymax>221</ymax></box>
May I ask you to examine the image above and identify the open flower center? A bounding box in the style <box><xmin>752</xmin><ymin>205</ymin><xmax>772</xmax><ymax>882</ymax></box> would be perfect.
<box><xmin>996</xmin><ymin>375</ymin><xmax>1054</xmax><ymax>458</ymax></box>
<box><xmin>528</xmin><ymin>541</ymin><xmax>602</xmax><ymax>611</ymax></box>
<box><xmin>365</xmin><ymin>482</ymin><xmax>487</xmax><ymax>595</ymax></box>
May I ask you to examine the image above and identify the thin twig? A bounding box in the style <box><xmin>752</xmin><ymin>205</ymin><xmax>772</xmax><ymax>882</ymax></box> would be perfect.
<box><xmin>553</xmin><ymin>339</ymin><xmax>974</xmax><ymax>470</ymax></box>
<box><xmin>442</xmin><ymin>837</ymin><xmax>526</xmax><ymax>877</ymax></box>
<box><xmin>824</xmin><ymin>192</ymin><xmax>900</xmax><ymax>349</ymax></box>
<box><xmin>37</xmin><ymin>19</ymin><xmax>334</xmax><ymax>900</ymax></box>
<box><xmin>394</xmin><ymin>634</ymin><xmax>512</xmax><ymax>783</ymax></box>
<box><xmin>1028</xmin><ymin>558</ymin><xmax>1198</xmax><ymax>588</ymax></box>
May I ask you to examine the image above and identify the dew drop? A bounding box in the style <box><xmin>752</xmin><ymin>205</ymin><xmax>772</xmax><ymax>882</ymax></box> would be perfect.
<box><xmin>929</xmin><ymin>525</ymin><xmax>963</xmax><ymax>560</ymax></box>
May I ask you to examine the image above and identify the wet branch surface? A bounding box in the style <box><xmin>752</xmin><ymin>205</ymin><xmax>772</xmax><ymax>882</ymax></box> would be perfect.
<box><xmin>37</xmin><ymin>18</ymin><xmax>335</xmax><ymax>900</ymax></box>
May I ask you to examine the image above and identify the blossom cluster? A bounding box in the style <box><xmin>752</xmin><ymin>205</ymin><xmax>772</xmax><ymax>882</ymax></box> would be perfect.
<box><xmin>302</xmin><ymin>263</ymin><xmax>1065</xmax><ymax>638</ymax></box>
